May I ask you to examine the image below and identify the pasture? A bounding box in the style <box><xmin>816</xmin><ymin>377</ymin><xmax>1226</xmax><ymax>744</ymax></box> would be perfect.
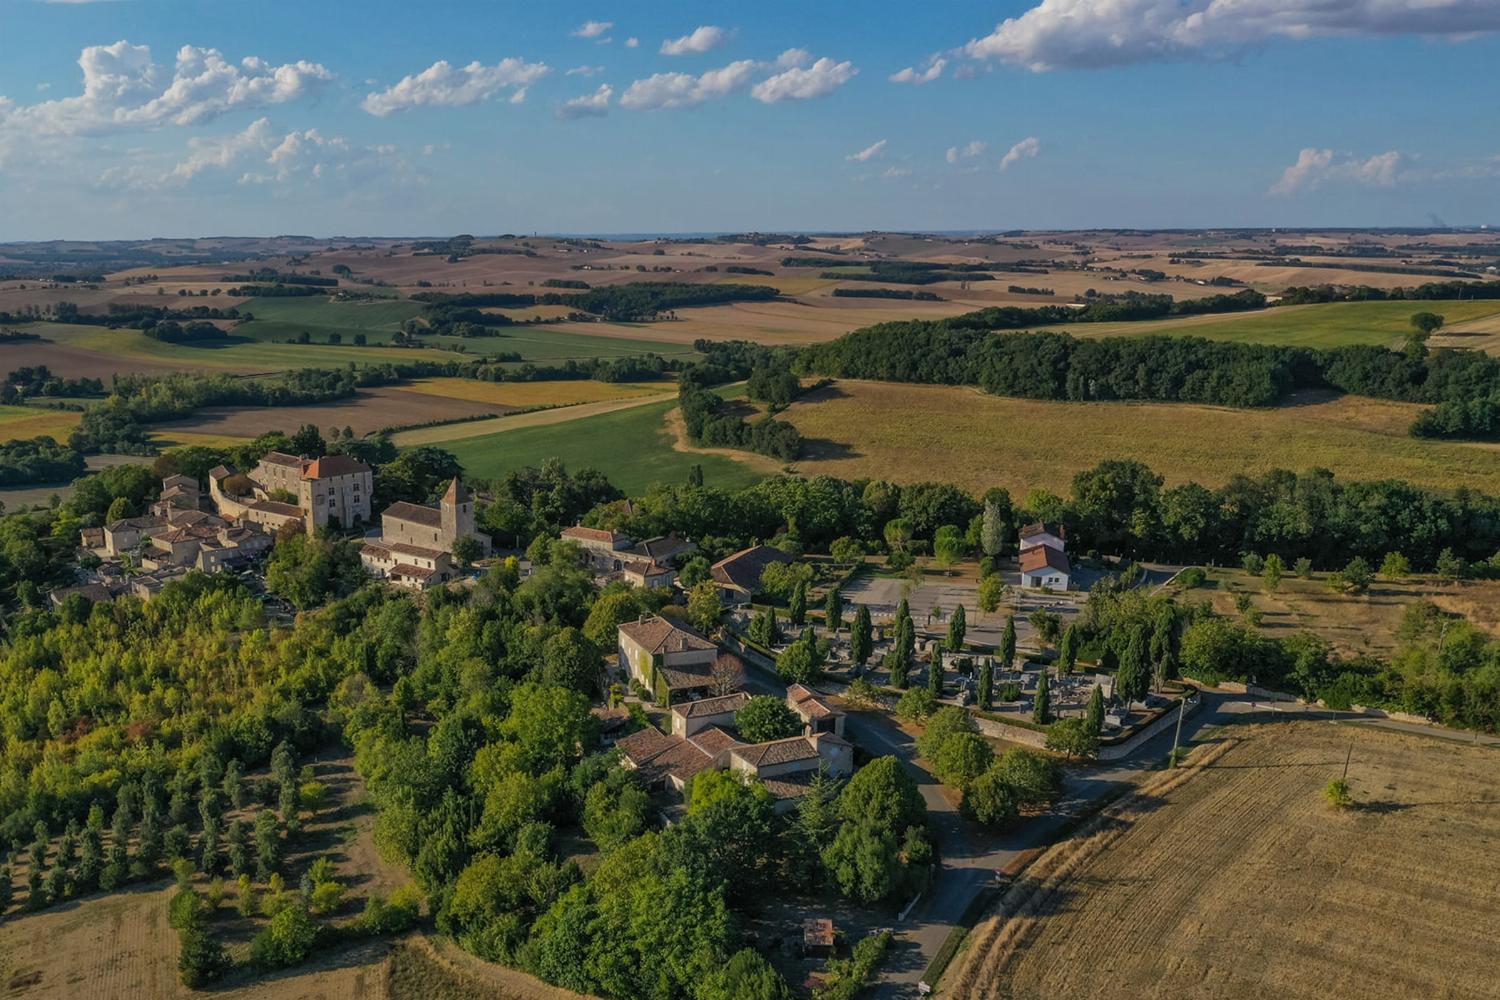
<box><xmin>435</xmin><ymin>396</ymin><xmax>767</xmax><ymax>496</ymax></box>
<box><xmin>1064</xmin><ymin>299</ymin><xmax>1500</xmax><ymax>349</ymax></box>
<box><xmin>0</xmin><ymin>404</ymin><xmax>81</xmax><ymax>443</ymax></box>
<box><xmin>777</xmin><ymin>380</ymin><xmax>1500</xmax><ymax>495</ymax></box>
<box><xmin>395</xmin><ymin>377</ymin><xmax>675</xmax><ymax>407</ymax></box>
<box><xmin>949</xmin><ymin>721</ymin><xmax>1500</xmax><ymax>1000</ymax></box>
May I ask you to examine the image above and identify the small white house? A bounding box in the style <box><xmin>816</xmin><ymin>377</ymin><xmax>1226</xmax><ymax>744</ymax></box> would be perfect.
<box><xmin>1018</xmin><ymin>521</ymin><xmax>1067</xmax><ymax>554</ymax></box>
<box><xmin>1020</xmin><ymin>544</ymin><xmax>1070</xmax><ymax>590</ymax></box>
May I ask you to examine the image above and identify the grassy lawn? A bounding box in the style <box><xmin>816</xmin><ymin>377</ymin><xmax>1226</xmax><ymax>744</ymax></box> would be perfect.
<box><xmin>1065</xmin><ymin>299</ymin><xmax>1500</xmax><ymax>349</ymax></box>
<box><xmin>779</xmin><ymin>380</ymin><xmax>1500</xmax><ymax>496</ymax></box>
<box><xmin>436</xmin><ymin>396</ymin><xmax>766</xmax><ymax>495</ymax></box>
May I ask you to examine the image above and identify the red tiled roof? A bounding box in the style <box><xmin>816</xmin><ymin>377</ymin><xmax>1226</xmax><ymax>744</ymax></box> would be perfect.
<box><xmin>1020</xmin><ymin>521</ymin><xmax>1066</xmax><ymax>540</ymax></box>
<box><xmin>303</xmin><ymin>454</ymin><xmax>371</xmax><ymax>479</ymax></box>
<box><xmin>392</xmin><ymin>563</ymin><xmax>438</xmax><ymax>580</ymax></box>
<box><xmin>562</xmin><ymin>525</ymin><xmax>628</xmax><ymax>545</ymax></box>
<box><xmin>731</xmin><ymin>735</ymin><xmax>820</xmax><ymax>768</ymax></box>
<box><xmin>1019</xmin><ymin>545</ymin><xmax>1070</xmax><ymax>574</ymax></box>
<box><xmin>260</xmin><ymin>451</ymin><xmax>303</xmax><ymax>468</ymax></box>
<box><xmin>686</xmin><ymin>726</ymin><xmax>741</xmax><ymax>755</ymax></box>
<box><xmin>617</xmin><ymin>615</ymin><xmax>716</xmax><ymax>655</ymax></box>
<box><xmin>672</xmin><ymin>692</ymin><xmax>751</xmax><ymax>719</ymax></box>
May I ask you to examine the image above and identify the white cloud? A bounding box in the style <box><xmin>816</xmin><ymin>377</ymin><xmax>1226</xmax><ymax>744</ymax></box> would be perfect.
<box><xmin>882</xmin><ymin>166</ymin><xmax>911</xmax><ymax>179</ymax></box>
<box><xmin>1270</xmin><ymin>147</ymin><xmax>1402</xmax><ymax>195</ymax></box>
<box><xmin>619</xmin><ymin>60</ymin><xmax>757</xmax><ymax>110</ymax></box>
<box><xmin>751</xmin><ymin>56</ymin><xmax>856</xmax><ymax>103</ymax></box>
<box><xmin>661</xmin><ymin>26</ymin><xmax>729</xmax><ymax>56</ymax></box>
<box><xmin>847</xmin><ymin>139</ymin><xmax>887</xmax><ymax>162</ymax></box>
<box><xmin>572</xmin><ymin>20</ymin><xmax>613</xmax><ymax>39</ymax></box>
<box><xmin>946</xmin><ymin>139</ymin><xmax>988</xmax><ymax>164</ymax></box>
<box><xmin>566</xmin><ymin>65</ymin><xmax>605</xmax><ymax>77</ymax></box>
<box><xmin>557</xmin><ymin>84</ymin><xmax>613</xmax><ymax>119</ymax></box>
<box><xmin>98</xmin><ymin>117</ymin><xmax>412</xmax><ymax>191</ymax></box>
<box><xmin>0</xmin><ymin>40</ymin><xmax>332</xmax><ymax>137</ymax></box>
<box><xmin>1000</xmin><ymin>136</ymin><xmax>1041</xmax><ymax>169</ymax></box>
<box><xmin>961</xmin><ymin>0</ymin><xmax>1500</xmax><ymax>72</ymax></box>
<box><xmin>890</xmin><ymin>57</ymin><xmax>947</xmax><ymax>84</ymax></box>
<box><xmin>361</xmin><ymin>57</ymin><xmax>549</xmax><ymax>116</ymax></box>
<box><xmin>625</xmin><ymin>37</ymin><xmax>640</xmax><ymax>48</ymax></box>
<box><xmin>775</xmin><ymin>48</ymin><xmax>812</xmax><ymax>69</ymax></box>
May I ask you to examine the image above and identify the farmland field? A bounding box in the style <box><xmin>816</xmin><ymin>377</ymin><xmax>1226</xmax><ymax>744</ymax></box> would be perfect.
<box><xmin>777</xmin><ymin>380</ymin><xmax>1500</xmax><ymax>495</ymax></box>
<box><xmin>949</xmin><ymin>720</ymin><xmax>1500</xmax><ymax>1000</ymax></box>
<box><xmin>396</xmin><ymin>377</ymin><xmax>675</xmax><ymax>407</ymax></box>
<box><xmin>1065</xmin><ymin>299</ymin><xmax>1500</xmax><ymax>349</ymax></box>
<box><xmin>434</xmin><ymin>396</ymin><xmax>768</xmax><ymax>495</ymax></box>
<box><xmin>0</xmin><ymin>404</ymin><xmax>82</xmax><ymax>443</ymax></box>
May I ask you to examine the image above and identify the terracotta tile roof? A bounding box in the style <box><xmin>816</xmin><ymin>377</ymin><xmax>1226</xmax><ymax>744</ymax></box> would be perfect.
<box><xmin>630</xmin><ymin>534</ymin><xmax>696</xmax><ymax>561</ymax></box>
<box><xmin>562</xmin><ymin>525</ymin><xmax>629</xmax><ymax>546</ymax></box>
<box><xmin>391</xmin><ymin>563</ymin><xmax>438</xmax><ymax>580</ymax></box>
<box><xmin>1020</xmin><ymin>521</ymin><xmax>1066</xmax><ymax>541</ymax></box>
<box><xmin>615</xmin><ymin>727</ymin><xmax>678</xmax><ymax>765</ymax></box>
<box><xmin>441</xmin><ymin>478</ymin><xmax>470</xmax><ymax>504</ymax></box>
<box><xmin>161</xmin><ymin>474</ymin><xmax>198</xmax><ymax>489</ymax></box>
<box><xmin>1019</xmin><ymin>545</ymin><xmax>1070</xmax><ymax>574</ymax></box>
<box><xmin>79</xmin><ymin>528</ymin><xmax>104</xmax><ymax>546</ymax></box>
<box><xmin>710</xmin><ymin>545</ymin><xmax>791</xmax><ymax>592</ymax></box>
<box><xmin>763</xmin><ymin>772</ymin><xmax>821</xmax><ymax>801</ymax></box>
<box><xmin>686</xmin><ymin>726</ymin><xmax>741</xmax><ymax>756</ymax></box>
<box><xmin>788</xmin><ymin>683</ymin><xmax>841</xmax><ymax>721</ymax></box>
<box><xmin>731</xmin><ymin>735</ymin><xmax>821</xmax><ymax>769</ymax></box>
<box><xmin>672</xmin><ymin>692</ymin><xmax>751</xmax><ymax>720</ymax></box>
<box><xmin>621</xmin><ymin>556</ymin><xmax>671</xmax><ymax>577</ymax></box>
<box><xmin>208</xmin><ymin>464</ymin><xmax>235</xmax><ymax>481</ymax></box>
<box><xmin>106</xmin><ymin>515</ymin><xmax>166</xmax><ymax>532</ymax></box>
<box><xmin>382</xmin><ymin>501</ymin><xmax>442</xmax><ymax>528</ymax></box>
<box><xmin>617</xmin><ymin>615</ymin><xmax>716</xmax><ymax>655</ymax></box>
<box><xmin>303</xmin><ymin>454</ymin><xmax>371</xmax><ymax>479</ymax></box>
<box><xmin>250</xmin><ymin>499</ymin><xmax>302</xmax><ymax>517</ymax></box>
<box><xmin>390</xmin><ymin>541</ymin><xmax>447</xmax><ymax>559</ymax></box>
<box><xmin>260</xmin><ymin>451</ymin><xmax>304</xmax><ymax>468</ymax></box>
<box><xmin>659</xmin><ymin>662</ymin><xmax>716</xmax><ymax>691</ymax></box>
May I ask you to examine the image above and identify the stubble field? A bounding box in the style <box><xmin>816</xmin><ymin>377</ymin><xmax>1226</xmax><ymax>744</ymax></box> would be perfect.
<box><xmin>949</xmin><ymin>720</ymin><xmax>1500</xmax><ymax>1000</ymax></box>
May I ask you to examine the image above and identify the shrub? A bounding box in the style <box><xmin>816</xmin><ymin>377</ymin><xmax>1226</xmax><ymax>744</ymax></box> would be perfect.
<box><xmin>1177</xmin><ymin>567</ymin><xmax>1206</xmax><ymax>589</ymax></box>
<box><xmin>361</xmin><ymin>884</ymin><xmax>423</xmax><ymax>935</ymax></box>
<box><xmin>995</xmin><ymin>681</ymin><xmax>1022</xmax><ymax>702</ymax></box>
<box><xmin>894</xmin><ymin>687</ymin><xmax>936</xmax><ymax>722</ymax></box>
<box><xmin>250</xmin><ymin>903</ymin><xmax>319</xmax><ymax>969</ymax></box>
<box><xmin>309</xmin><ymin>879</ymin><xmax>345</xmax><ymax>915</ymax></box>
<box><xmin>1323</xmin><ymin>778</ymin><xmax>1352</xmax><ymax>809</ymax></box>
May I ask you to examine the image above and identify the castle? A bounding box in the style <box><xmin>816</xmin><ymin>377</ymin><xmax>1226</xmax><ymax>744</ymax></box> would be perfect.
<box><xmin>359</xmin><ymin>478</ymin><xmax>491</xmax><ymax>590</ymax></box>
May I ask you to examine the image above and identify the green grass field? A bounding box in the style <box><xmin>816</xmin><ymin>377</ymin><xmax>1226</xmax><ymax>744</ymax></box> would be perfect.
<box><xmin>1066</xmin><ymin>300</ymin><xmax>1500</xmax><ymax>348</ymax></box>
<box><xmin>0</xmin><ymin>404</ymin><xmax>82</xmax><ymax>442</ymax></box>
<box><xmin>435</xmin><ymin>396</ymin><xmax>766</xmax><ymax>495</ymax></box>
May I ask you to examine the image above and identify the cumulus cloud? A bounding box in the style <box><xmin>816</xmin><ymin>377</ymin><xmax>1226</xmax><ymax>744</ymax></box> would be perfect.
<box><xmin>946</xmin><ymin>139</ymin><xmax>987</xmax><ymax>164</ymax></box>
<box><xmin>566</xmin><ymin>65</ymin><xmax>605</xmax><ymax>77</ymax></box>
<box><xmin>1000</xmin><ymin>136</ymin><xmax>1041</xmax><ymax>169</ymax></box>
<box><xmin>619</xmin><ymin>60</ymin><xmax>757</xmax><ymax>110</ymax></box>
<box><xmin>625</xmin><ymin>37</ymin><xmax>640</xmax><ymax>48</ymax></box>
<box><xmin>361</xmin><ymin>57</ymin><xmax>549</xmax><ymax>116</ymax></box>
<box><xmin>572</xmin><ymin>20</ymin><xmax>613</xmax><ymax>40</ymax></box>
<box><xmin>751</xmin><ymin>56</ymin><xmax>856</xmax><ymax>103</ymax></box>
<box><xmin>961</xmin><ymin>0</ymin><xmax>1500</xmax><ymax>72</ymax></box>
<box><xmin>557</xmin><ymin>84</ymin><xmax>613</xmax><ymax>119</ymax></box>
<box><xmin>847</xmin><ymin>139</ymin><xmax>887</xmax><ymax>162</ymax></box>
<box><xmin>0</xmin><ymin>40</ymin><xmax>332</xmax><ymax>137</ymax></box>
<box><xmin>1270</xmin><ymin>147</ymin><xmax>1402</xmax><ymax>195</ymax></box>
<box><xmin>98</xmin><ymin>116</ymin><xmax>412</xmax><ymax>191</ymax></box>
<box><xmin>661</xmin><ymin>26</ymin><xmax>729</xmax><ymax>56</ymax></box>
<box><xmin>890</xmin><ymin>57</ymin><xmax>947</xmax><ymax>84</ymax></box>
<box><xmin>775</xmin><ymin>48</ymin><xmax>813</xmax><ymax>69</ymax></box>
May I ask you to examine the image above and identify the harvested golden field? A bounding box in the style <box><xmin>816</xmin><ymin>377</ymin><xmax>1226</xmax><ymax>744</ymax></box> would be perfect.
<box><xmin>389</xmin><ymin>393</ymin><xmax>672</xmax><ymax>447</ymax></box>
<box><xmin>397</xmin><ymin>377</ymin><xmax>674</xmax><ymax>407</ymax></box>
<box><xmin>949</xmin><ymin>721</ymin><xmax>1500</xmax><ymax>1000</ymax></box>
<box><xmin>778</xmin><ymin>381</ymin><xmax>1500</xmax><ymax>494</ymax></box>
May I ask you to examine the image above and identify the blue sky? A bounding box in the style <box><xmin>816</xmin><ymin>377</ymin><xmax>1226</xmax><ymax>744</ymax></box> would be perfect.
<box><xmin>1</xmin><ymin>0</ymin><xmax>1497</xmax><ymax>239</ymax></box>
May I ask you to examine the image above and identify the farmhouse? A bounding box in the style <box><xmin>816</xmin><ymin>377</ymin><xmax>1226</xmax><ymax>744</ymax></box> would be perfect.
<box><xmin>1018</xmin><ymin>521</ymin><xmax>1067</xmax><ymax>554</ymax></box>
<box><xmin>786</xmin><ymin>683</ymin><xmax>845</xmax><ymax>737</ymax></box>
<box><xmin>710</xmin><ymin>544</ymin><xmax>792</xmax><ymax>606</ymax></box>
<box><xmin>615</xmin><ymin>615</ymin><xmax>733</xmax><ymax>703</ymax></box>
<box><xmin>1019</xmin><ymin>543</ymin><xmax>1070</xmax><ymax>590</ymax></box>
<box><xmin>561</xmin><ymin>525</ymin><xmax>633</xmax><ymax>572</ymax></box>
<box><xmin>359</xmin><ymin>478</ymin><xmax>491</xmax><ymax>591</ymax></box>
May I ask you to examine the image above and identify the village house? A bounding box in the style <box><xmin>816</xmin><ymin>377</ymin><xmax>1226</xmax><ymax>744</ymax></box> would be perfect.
<box><xmin>209</xmin><ymin>452</ymin><xmax>373</xmax><ymax>535</ymax></box>
<box><xmin>710</xmin><ymin>544</ymin><xmax>792</xmax><ymax>606</ymax></box>
<box><xmin>616</xmin><ymin>615</ymin><xmax>737</xmax><ymax>704</ymax></box>
<box><xmin>360</xmin><ymin>478</ymin><xmax>491</xmax><ymax>591</ymax></box>
<box><xmin>1018</xmin><ymin>521</ymin><xmax>1070</xmax><ymax>590</ymax></box>
<box><xmin>786</xmin><ymin>683</ymin><xmax>846</xmax><ymax>737</ymax></box>
<box><xmin>560</xmin><ymin>525</ymin><xmax>682</xmax><ymax>589</ymax></box>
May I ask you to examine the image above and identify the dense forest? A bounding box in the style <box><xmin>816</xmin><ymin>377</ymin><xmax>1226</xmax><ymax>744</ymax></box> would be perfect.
<box><xmin>0</xmin><ymin>436</ymin><xmax>87</xmax><ymax>486</ymax></box>
<box><xmin>413</xmin><ymin>282</ymin><xmax>780</xmax><ymax>324</ymax></box>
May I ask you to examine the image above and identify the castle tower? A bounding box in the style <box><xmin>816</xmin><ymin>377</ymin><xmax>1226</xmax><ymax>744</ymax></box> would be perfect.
<box><xmin>440</xmin><ymin>477</ymin><xmax>474</xmax><ymax>545</ymax></box>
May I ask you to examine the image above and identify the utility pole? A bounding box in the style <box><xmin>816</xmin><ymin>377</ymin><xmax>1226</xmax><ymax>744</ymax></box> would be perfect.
<box><xmin>1170</xmin><ymin>696</ymin><xmax>1187</xmax><ymax>768</ymax></box>
<box><xmin>1341</xmin><ymin>742</ymin><xmax>1353</xmax><ymax>781</ymax></box>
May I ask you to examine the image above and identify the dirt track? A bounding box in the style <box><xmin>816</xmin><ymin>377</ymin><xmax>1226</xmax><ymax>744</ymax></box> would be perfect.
<box><xmin>948</xmin><ymin>721</ymin><xmax>1500</xmax><ymax>1000</ymax></box>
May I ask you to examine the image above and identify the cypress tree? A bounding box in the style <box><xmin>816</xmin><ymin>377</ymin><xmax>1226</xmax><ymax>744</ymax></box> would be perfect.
<box><xmin>978</xmin><ymin>657</ymin><xmax>993</xmax><ymax>711</ymax></box>
<box><xmin>825</xmin><ymin>585</ymin><xmax>843</xmax><ymax>631</ymax></box>
<box><xmin>947</xmin><ymin>604</ymin><xmax>967</xmax><ymax>653</ymax></box>
<box><xmin>1059</xmin><ymin>624</ymin><xmax>1079</xmax><ymax>674</ymax></box>
<box><xmin>927</xmin><ymin>652</ymin><xmax>944</xmax><ymax>699</ymax></box>
<box><xmin>1001</xmin><ymin>616</ymin><xmax>1018</xmax><ymax>672</ymax></box>
<box><xmin>1033</xmin><ymin>669</ymin><xmax>1052</xmax><ymax>724</ymax></box>
<box><xmin>789</xmin><ymin>579</ymin><xmax>807</xmax><ymax>626</ymax></box>
<box><xmin>1084</xmin><ymin>684</ymin><xmax>1105</xmax><ymax>736</ymax></box>
<box><xmin>851</xmin><ymin>604</ymin><xmax>872</xmax><ymax>667</ymax></box>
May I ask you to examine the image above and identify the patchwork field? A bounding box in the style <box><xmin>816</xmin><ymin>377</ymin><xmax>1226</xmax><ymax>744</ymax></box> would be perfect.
<box><xmin>396</xmin><ymin>377</ymin><xmax>675</xmax><ymax>407</ymax></box>
<box><xmin>1063</xmin><ymin>299</ymin><xmax>1500</xmax><ymax>349</ymax></box>
<box><xmin>0</xmin><ymin>404</ymin><xmax>82</xmax><ymax>443</ymax></box>
<box><xmin>435</xmin><ymin>395</ymin><xmax>768</xmax><ymax>495</ymax></box>
<box><xmin>148</xmin><ymin>384</ymin><xmax>524</xmax><ymax>443</ymax></box>
<box><xmin>949</xmin><ymin>720</ymin><xmax>1500</xmax><ymax>1000</ymax></box>
<box><xmin>778</xmin><ymin>381</ymin><xmax>1500</xmax><ymax>495</ymax></box>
